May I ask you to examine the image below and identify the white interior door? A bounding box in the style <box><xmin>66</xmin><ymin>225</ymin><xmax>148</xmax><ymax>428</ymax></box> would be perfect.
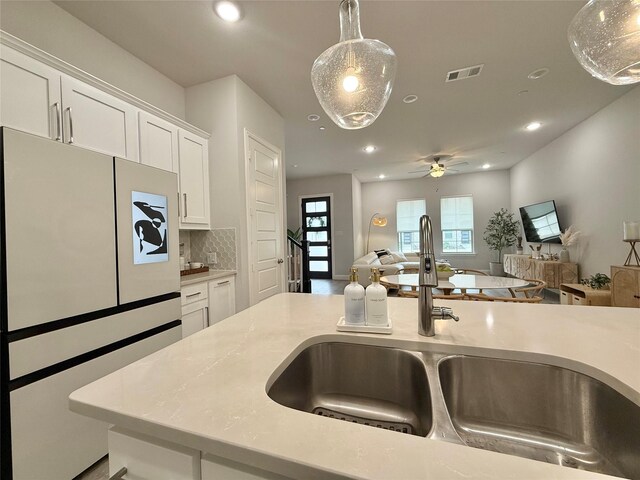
<box><xmin>246</xmin><ymin>132</ymin><xmax>284</xmax><ymax>305</ymax></box>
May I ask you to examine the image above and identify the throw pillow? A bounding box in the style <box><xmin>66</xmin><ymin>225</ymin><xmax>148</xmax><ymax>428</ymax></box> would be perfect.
<box><xmin>374</xmin><ymin>248</ymin><xmax>391</xmax><ymax>258</ymax></box>
<box><xmin>379</xmin><ymin>254</ymin><xmax>396</xmax><ymax>265</ymax></box>
<box><xmin>390</xmin><ymin>252</ymin><xmax>408</xmax><ymax>262</ymax></box>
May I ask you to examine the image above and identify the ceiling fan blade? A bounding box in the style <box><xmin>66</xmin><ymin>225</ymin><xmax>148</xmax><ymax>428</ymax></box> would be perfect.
<box><xmin>447</xmin><ymin>161</ymin><xmax>468</xmax><ymax>168</ymax></box>
<box><xmin>408</xmin><ymin>169</ymin><xmax>428</xmax><ymax>174</ymax></box>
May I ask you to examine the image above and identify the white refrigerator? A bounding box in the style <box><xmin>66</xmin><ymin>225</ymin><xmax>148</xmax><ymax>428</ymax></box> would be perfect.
<box><xmin>0</xmin><ymin>127</ymin><xmax>182</xmax><ymax>479</ymax></box>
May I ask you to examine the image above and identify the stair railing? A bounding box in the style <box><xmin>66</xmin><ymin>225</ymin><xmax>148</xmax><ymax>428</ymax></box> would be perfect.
<box><xmin>287</xmin><ymin>236</ymin><xmax>311</xmax><ymax>293</ymax></box>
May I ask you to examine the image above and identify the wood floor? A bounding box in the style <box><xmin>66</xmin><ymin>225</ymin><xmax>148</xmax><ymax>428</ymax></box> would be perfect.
<box><xmin>74</xmin><ymin>456</ymin><xmax>109</xmax><ymax>480</ymax></box>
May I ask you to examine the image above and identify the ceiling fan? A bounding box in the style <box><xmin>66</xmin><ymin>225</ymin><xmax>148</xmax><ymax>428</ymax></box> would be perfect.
<box><xmin>408</xmin><ymin>154</ymin><xmax>468</xmax><ymax>178</ymax></box>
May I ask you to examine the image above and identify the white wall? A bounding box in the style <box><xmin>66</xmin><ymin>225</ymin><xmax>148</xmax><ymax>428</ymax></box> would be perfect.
<box><xmin>352</xmin><ymin>176</ymin><xmax>363</xmax><ymax>261</ymax></box>
<box><xmin>186</xmin><ymin>75</ymin><xmax>285</xmax><ymax>312</ymax></box>
<box><xmin>0</xmin><ymin>0</ymin><xmax>185</xmax><ymax>118</ymax></box>
<box><xmin>286</xmin><ymin>174</ymin><xmax>356</xmax><ymax>279</ymax></box>
<box><xmin>511</xmin><ymin>86</ymin><xmax>640</xmax><ymax>278</ymax></box>
<box><xmin>361</xmin><ymin>170</ymin><xmax>512</xmax><ymax>270</ymax></box>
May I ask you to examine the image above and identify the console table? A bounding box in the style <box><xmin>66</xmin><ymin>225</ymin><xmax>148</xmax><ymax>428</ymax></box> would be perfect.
<box><xmin>503</xmin><ymin>254</ymin><xmax>578</xmax><ymax>289</ymax></box>
<box><xmin>611</xmin><ymin>265</ymin><xmax>640</xmax><ymax>308</ymax></box>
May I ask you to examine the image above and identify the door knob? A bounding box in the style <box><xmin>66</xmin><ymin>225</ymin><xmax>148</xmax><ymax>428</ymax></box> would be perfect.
<box><xmin>277</xmin><ymin>258</ymin><xmax>284</xmax><ymax>264</ymax></box>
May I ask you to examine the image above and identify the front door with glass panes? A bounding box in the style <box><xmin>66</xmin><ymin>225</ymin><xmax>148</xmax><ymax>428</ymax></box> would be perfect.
<box><xmin>301</xmin><ymin>196</ymin><xmax>332</xmax><ymax>279</ymax></box>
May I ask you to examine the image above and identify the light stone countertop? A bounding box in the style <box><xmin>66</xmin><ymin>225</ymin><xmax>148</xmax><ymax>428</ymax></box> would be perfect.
<box><xmin>69</xmin><ymin>294</ymin><xmax>640</xmax><ymax>480</ymax></box>
<box><xmin>179</xmin><ymin>269</ymin><xmax>236</xmax><ymax>287</ymax></box>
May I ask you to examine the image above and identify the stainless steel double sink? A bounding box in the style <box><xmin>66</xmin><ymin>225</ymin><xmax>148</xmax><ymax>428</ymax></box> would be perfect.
<box><xmin>267</xmin><ymin>342</ymin><xmax>640</xmax><ymax>479</ymax></box>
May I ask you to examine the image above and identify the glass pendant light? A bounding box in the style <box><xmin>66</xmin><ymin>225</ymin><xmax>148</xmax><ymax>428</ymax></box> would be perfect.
<box><xmin>568</xmin><ymin>0</ymin><xmax>640</xmax><ymax>85</ymax></box>
<box><xmin>311</xmin><ymin>0</ymin><xmax>397</xmax><ymax>130</ymax></box>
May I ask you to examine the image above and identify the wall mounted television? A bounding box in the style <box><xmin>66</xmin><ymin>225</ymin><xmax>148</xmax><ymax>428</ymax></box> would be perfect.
<box><xmin>519</xmin><ymin>200</ymin><xmax>562</xmax><ymax>244</ymax></box>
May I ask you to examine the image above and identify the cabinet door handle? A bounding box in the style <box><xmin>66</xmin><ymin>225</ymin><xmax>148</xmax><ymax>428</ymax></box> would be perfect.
<box><xmin>66</xmin><ymin>107</ymin><xmax>74</xmax><ymax>144</ymax></box>
<box><xmin>177</xmin><ymin>193</ymin><xmax>180</xmax><ymax>218</ymax></box>
<box><xmin>217</xmin><ymin>280</ymin><xmax>230</xmax><ymax>286</ymax></box>
<box><xmin>277</xmin><ymin>258</ymin><xmax>284</xmax><ymax>264</ymax></box>
<box><xmin>109</xmin><ymin>467</ymin><xmax>127</xmax><ymax>480</ymax></box>
<box><xmin>186</xmin><ymin>292</ymin><xmax>201</xmax><ymax>298</ymax></box>
<box><xmin>634</xmin><ymin>295</ymin><xmax>640</xmax><ymax>299</ymax></box>
<box><xmin>183</xmin><ymin>193</ymin><xmax>188</xmax><ymax>218</ymax></box>
<box><xmin>205</xmin><ymin>306</ymin><xmax>210</xmax><ymax>327</ymax></box>
<box><xmin>53</xmin><ymin>102</ymin><xmax>62</xmax><ymax>141</ymax></box>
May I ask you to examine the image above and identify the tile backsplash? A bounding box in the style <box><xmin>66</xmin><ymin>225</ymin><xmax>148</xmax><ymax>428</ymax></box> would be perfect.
<box><xmin>190</xmin><ymin>228</ymin><xmax>237</xmax><ymax>271</ymax></box>
<box><xmin>179</xmin><ymin>230</ymin><xmax>191</xmax><ymax>261</ymax></box>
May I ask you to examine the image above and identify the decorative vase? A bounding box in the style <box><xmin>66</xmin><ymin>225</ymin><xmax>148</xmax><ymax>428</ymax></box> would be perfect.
<box><xmin>559</xmin><ymin>247</ymin><xmax>570</xmax><ymax>263</ymax></box>
<box><xmin>489</xmin><ymin>262</ymin><xmax>505</xmax><ymax>277</ymax></box>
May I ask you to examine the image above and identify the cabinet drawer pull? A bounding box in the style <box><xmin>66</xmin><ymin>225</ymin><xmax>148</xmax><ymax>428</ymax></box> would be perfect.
<box><xmin>634</xmin><ymin>295</ymin><xmax>640</xmax><ymax>299</ymax></box>
<box><xmin>53</xmin><ymin>102</ymin><xmax>62</xmax><ymax>141</ymax></box>
<box><xmin>109</xmin><ymin>467</ymin><xmax>127</xmax><ymax>480</ymax></box>
<box><xmin>217</xmin><ymin>280</ymin><xmax>230</xmax><ymax>286</ymax></box>
<box><xmin>66</xmin><ymin>107</ymin><xmax>74</xmax><ymax>144</ymax></box>
<box><xmin>186</xmin><ymin>292</ymin><xmax>202</xmax><ymax>298</ymax></box>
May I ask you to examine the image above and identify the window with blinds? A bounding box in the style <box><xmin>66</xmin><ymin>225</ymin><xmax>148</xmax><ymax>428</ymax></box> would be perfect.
<box><xmin>396</xmin><ymin>199</ymin><xmax>426</xmax><ymax>253</ymax></box>
<box><xmin>441</xmin><ymin>196</ymin><xmax>474</xmax><ymax>253</ymax></box>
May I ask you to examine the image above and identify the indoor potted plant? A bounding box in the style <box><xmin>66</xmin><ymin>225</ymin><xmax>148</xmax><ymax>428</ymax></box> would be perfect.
<box><xmin>483</xmin><ymin>208</ymin><xmax>519</xmax><ymax>276</ymax></box>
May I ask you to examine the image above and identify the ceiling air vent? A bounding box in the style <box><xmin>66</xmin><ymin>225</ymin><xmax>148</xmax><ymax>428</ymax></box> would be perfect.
<box><xmin>446</xmin><ymin>64</ymin><xmax>484</xmax><ymax>83</ymax></box>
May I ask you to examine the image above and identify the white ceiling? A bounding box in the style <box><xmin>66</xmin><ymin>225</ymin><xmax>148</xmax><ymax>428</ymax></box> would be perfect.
<box><xmin>54</xmin><ymin>0</ymin><xmax>632</xmax><ymax>183</ymax></box>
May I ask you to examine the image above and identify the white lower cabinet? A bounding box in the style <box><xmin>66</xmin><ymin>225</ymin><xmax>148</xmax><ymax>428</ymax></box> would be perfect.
<box><xmin>202</xmin><ymin>454</ymin><xmax>292</xmax><ymax>480</ymax></box>
<box><xmin>209</xmin><ymin>275</ymin><xmax>236</xmax><ymax>325</ymax></box>
<box><xmin>107</xmin><ymin>429</ymin><xmax>292</xmax><ymax>480</ymax></box>
<box><xmin>182</xmin><ymin>301</ymin><xmax>209</xmax><ymax>338</ymax></box>
<box><xmin>181</xmin><ymin>282</ymin><xmax>209</xmax><ymax>338</ymax></box>
<box><xmin>108</xmin><ymin>427</ymin><xmax>201</xmax><ymax>480</ymax></box>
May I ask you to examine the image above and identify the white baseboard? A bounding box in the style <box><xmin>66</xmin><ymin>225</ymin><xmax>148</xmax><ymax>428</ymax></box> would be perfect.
<box><xmin>333</xmin><ymin>275</ymin><xmax>349</xmax><ymax>280</ymax></box>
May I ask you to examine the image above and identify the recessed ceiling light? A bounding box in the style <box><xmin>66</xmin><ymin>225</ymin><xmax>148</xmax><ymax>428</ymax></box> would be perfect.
<box><xmin>307</xmin><ymin>114</ymin><xmax>320</xmax><ymax>122</ymax></box>
<box><xmin>363</xmin><ymin>145</ymin><xmax>376</xmax><ymax>153</ymax></box>
<box><xmin>525</xmin><ymin>121</ymin><xmax>542</xmax><ymax>131</ymax></box>
<box><xmin>214</xmin><ymin>1</ymin><xmax>242</xmax><ymax>22</ymax></box>
<box><xmin>293</xmin><ymin>164</ymin><xmax>298</xmax><ymax>168</ymax></box>
<box><xmin>403</xmin><ymin>94</ymin><xmax>418</xmax><ymax>104</ymax></box>
<box><xmin>378</xmin><ymin>174</ymin><xmax>385</xmax><ymax>179</ymax></box>
<box><xmin>319</xmin><ymin>126</ymin><xmax>326</xmax><ymax>131</ymax></box>
<box><xmin>528</xmin><ymin>68</ymin><xmax>549</xmax><ymax>80</ymax></box>
<box><xmin>482</xmin><ymin>164</ymin><xmax>491</xmax><ymax>169</ymax></box>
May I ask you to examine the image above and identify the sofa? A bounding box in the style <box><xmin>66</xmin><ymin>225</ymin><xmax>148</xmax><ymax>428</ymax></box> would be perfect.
<box><xmin>352</xmin><ymin>251</ymin><xmax>420</xmax><ymax>287</ymax></box>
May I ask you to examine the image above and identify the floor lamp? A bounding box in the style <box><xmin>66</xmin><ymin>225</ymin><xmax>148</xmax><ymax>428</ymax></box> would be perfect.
<box><xmin>366</xmin><ymin>213</ymin><xmax>388</xmax><ymax>253</ymax></box>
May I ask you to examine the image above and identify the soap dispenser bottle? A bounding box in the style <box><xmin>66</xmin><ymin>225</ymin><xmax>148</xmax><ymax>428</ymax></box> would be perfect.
<box><xmin>344</xmin><ymin>267</ymin><xmax>365</xmax><ymax>325</ymax></box>
<box><xmin>366</xmin><ymin>267</ymin><xmax>388</xmax><ymax>326</ymax></box>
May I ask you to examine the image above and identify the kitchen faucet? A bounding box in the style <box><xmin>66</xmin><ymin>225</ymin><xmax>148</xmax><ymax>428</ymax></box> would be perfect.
<box><xmin>418</xmin><ymin>215</ymin><xmax>459</xmax><ymax>336</ymax></box>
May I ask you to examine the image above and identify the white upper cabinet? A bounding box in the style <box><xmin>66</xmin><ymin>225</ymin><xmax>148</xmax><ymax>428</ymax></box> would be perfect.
<box><xmin>0</xmin><ymin>46</ymin><xmax>62</xmax><ymax>140</ymax></box>
<box><xmin>61</xmin><ymin>76</ymin><xmax>138</xmax><ymax>161</ymax></box>
<box><xmin>178</xmin><ymin>129</ymin><xmax>210</xmax><ymax>229</ymax></box>
<box><xmin>1</xmin><ymin>40</ymin><xmax>211</xmax><ymax>229</ymax></box>
<box><xmin>138</xmin><ymin>111</ymin><xmax>179</xmax><ymax>172</ymax></box>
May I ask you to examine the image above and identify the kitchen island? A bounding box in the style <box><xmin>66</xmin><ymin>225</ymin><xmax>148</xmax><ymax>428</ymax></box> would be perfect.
<box><xmin>69</xmin><ymin>293</ymin><xmax>640</xmax><ymax>480</ymax></box>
